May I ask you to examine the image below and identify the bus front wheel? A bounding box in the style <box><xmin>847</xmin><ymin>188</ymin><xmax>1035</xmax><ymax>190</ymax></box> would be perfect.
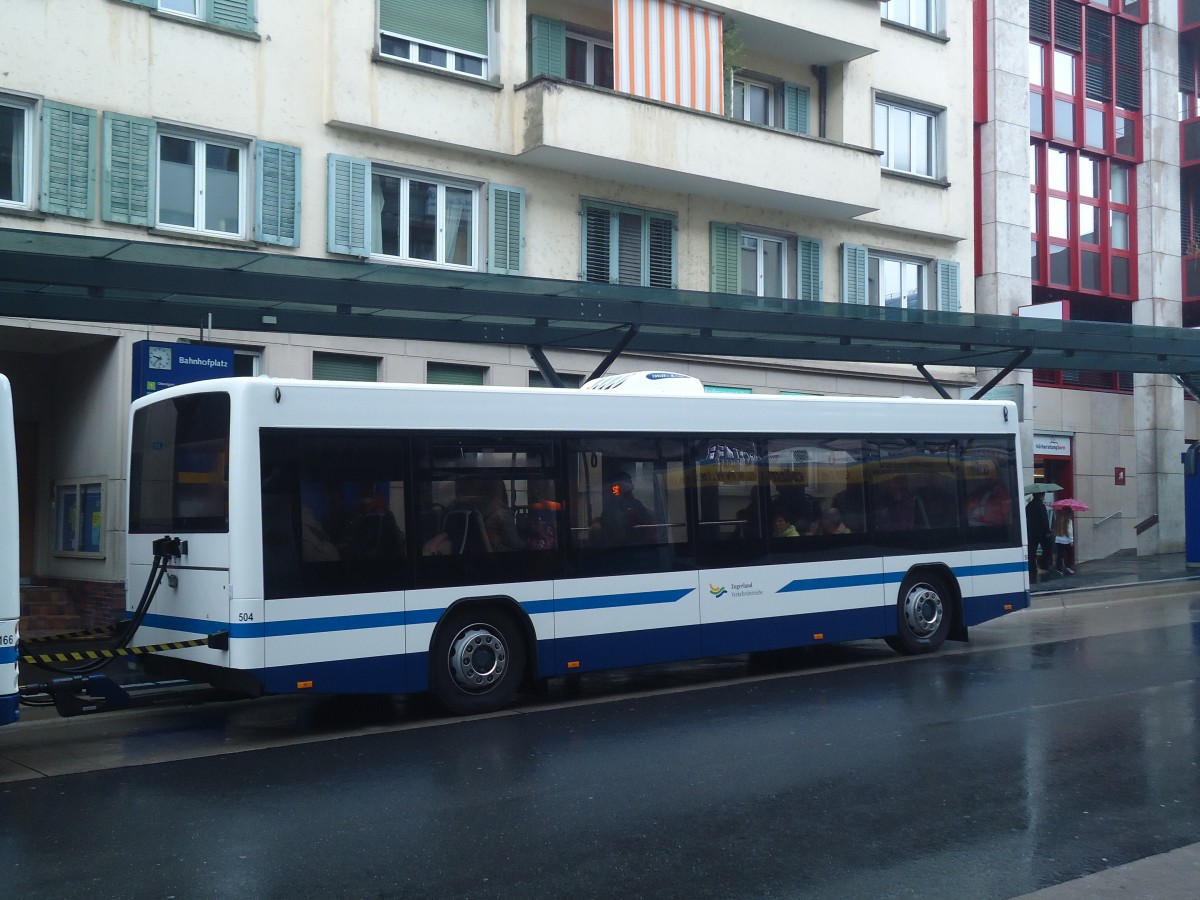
<box><xmin>885</xmin><ymin>573</ymin><xmax>952</xmax><ymax>654</ymax></box>
<box><xmin>431</xmin><ymin>607</ymin><xmax>526</xmax><ymax>715</ymax></box>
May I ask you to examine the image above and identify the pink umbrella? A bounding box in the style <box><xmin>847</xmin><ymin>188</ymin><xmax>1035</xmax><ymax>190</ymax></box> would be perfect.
<box><xmin>1050</xmin><ymin>498</ymin><xmax>1089</xmax><ymax>511</ymax></box>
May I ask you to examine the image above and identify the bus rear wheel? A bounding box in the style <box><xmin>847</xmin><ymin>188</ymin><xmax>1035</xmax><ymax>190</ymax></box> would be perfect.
<box><xmin>431</xmin><ymin>607</ymin><xmax>526</xmax><ymax>715</ymax></box>
<box><xmin>885</xmin><ymin>573</ymin><xmax>952</xmax><ymax>655</ymax></box>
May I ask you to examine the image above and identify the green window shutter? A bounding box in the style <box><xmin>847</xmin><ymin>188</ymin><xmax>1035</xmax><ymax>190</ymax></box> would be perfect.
<box><xmin>256</xmin><ymin>141</ymin><xmax>301</xmax><ymax>247</ymax></box>
<box><xmin>841</xmin><ymin>243</ymin><xmax>868</xmax><ymax>305</ymax></box>
<box><xmin>797</xmin><ymin>237</ymin><xmax>823</xmax><ymax>303</ymax></box>
<box><xmin>647</xmin><ymin>215</ymin><xmax>675</xmax><ymax>289</ymax></box>
<box><xmin>207</xmin><ymin>0</ymin><xmax>256</xmax><ymax>32</ymax></box>
<box><xmin>312</xmin><ymin>353</ymin><xmax>378</xmax><ymax>382</ymax></box>
<box><xmin>710</xmin><ymin>222</ymin><xmax>740</xmax><ymax>293</ymax></box>
<box><xmin>935</xmin><ymin>259</ymin><xmax>961</xmax><ymax>312</ymax></box>
<box><xmin>530</xmin><ymin>16</ymin><xmax>566</xmax><ymax>78</ymax></box>
<box><xmin>379</xmin><ymin>0</ymin><xmax>489</xmax><ymax>57</ymax></box>
<box><xmin>488</xmin><ymin>183</ymin><xmax>525</xmax><ymax>274</ymax></box>
<box><xmin>101</xmin><ymin>113</ymin><xmax>156</xmax><ymax>225</ymax></box>
<box><xmin>783</xmin><ymin>83</ymin><xmax>810</xmax><ymax>135</ymax></box>
<box><xmin>326</xmin><ymin>154</ymin><xmax>370</xmax><ymax>257</ymax></box>
<box><xmin>582</xmin><ymin>204</ymin><xmax>612</xmax><ymax>283</ymax></box>
<box><xmin>40</xmin><ymin>102</ymin><xmax>97</xmax><ymax>220</ymax></box>
<box><xmin>427</xmin><ymin>362</ymin><xmax>487</xmax><ymax>385</ymax></box>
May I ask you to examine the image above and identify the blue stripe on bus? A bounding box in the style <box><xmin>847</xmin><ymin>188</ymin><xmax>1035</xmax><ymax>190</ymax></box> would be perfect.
<box><xmin>0</xmin><ymin>694</ymin><xmax>17</xmax><ymax>726</ymax></box>
<box><xmin>778</xmin><ymin>560</ymin><xmax>1025</xmax><ymax>596</ymax></box>
<box><xmin>553</xmin><ymin>588</ymin><xmax>694</xmax><ymax>612</ymax></box>
<box><xmin>0</xmin><ymin>645</ymin><xmax>17</xmax><ymax>664</ymax></box>
<box><xmin>778</xmin><ymin>572</ymin><xmax>902</xmax><ymax>593</ymax></box>
<box><xmin>955</xmin><ymin>561</ymin><xmax>1028</xmax><ymax>577</ymax></box>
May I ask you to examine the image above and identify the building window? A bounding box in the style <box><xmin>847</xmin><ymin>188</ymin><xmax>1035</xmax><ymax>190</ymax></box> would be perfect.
<box><xmin>159</xmin><ymin>0</ymin><xmax>200</xmax><ymax>17</ymax></box>
<box><xmin>582</xmin><ymin>201</ymin><xmax>675</xmax><ymax>288</ymax></box>
<box><xmin>0</xmin><ymin>98</ymin><xmax>32</xmax><ymax>209</ymax></box>
<box><xmin>371</xmin><ymin>171</ymin><xmax>477</xmax><ymax>268</ymax></box>
<box><xmin>378</xmin><ymin>0</ymin><xmax>489</xmax><ymax>78</ymax></box>
<box><xmin>55</xmin><ymin>479</ymin><xmax>106</xmax><ymax>558</ymax></box>
<box><xmin>313</xmin><ymin>353</ymin><xmax>379</xmax><ymax>382</ymax></box>
<box><xmin>868</xmin><ymin>252</ymin><xmax>927</xmax><ymax>309</ymax></box>
<box><xmin>880</xmin><ymin>0</ymin><xmax>939</xmax><ymax>33</ymax></box>
<box><xmin>1029</xmin><ymin>4</ymin><xmax>1142</xmax><ymax>160</ymax></box>
<box><xmin>732</xmin><ymin>77</ymin><xmax>773</xmax><ymax>126</ymax></box>
<box><xmin>157</xmin><ymin>133</ymin><xmax>246</xmax><ymax>237</ymax></box>
<box><xmin>1029</xmin><ymin>142</ymin><xmax>1136</xmax><ymax>298</ymax></box>
<box><xmin>566</xmin><ymin>31</ymin><xmax>614</xmax><ymax>88</ymax></box>
<box><xmin>874</xmin><ymin>98</ymin><xmax>939</xmax><ymax>177</ymax></box>
<box><xmin>428</xmin><ymin>362</ymin><xmax>487</xmax><ymax>385</ymax></box>
<box><xmin>740</xmin><ymin>232</ymin><xmax>787</xmax><ymax>299</ymax></box>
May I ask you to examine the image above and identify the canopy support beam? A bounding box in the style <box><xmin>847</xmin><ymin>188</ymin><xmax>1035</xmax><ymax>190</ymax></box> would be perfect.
<box><xmin>526</xmin><ymin>345</ymin><xmax>566</xmax><ymax>388</ymax></box>
<box><xmin>969</xmin><ymin>349</ymin><xmax>1032</xmax><ymax>400</ymax></box>
<box><xmin>587</xmin><ymin>324</ymin><xmax>640</xmax><ymax>382</ymax></box>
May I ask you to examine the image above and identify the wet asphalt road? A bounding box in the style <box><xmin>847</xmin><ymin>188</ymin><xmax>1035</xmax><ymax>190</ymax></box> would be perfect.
<box><xmin>1</xmin><ymin>586</ymin><xmax>1199</xmax><ymax>899</ymax></box>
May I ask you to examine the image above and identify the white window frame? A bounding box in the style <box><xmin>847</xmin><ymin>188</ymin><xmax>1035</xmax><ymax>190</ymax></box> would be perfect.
<box><xmin>868</xmin><ymin>251</ymin><xmax>929</xmax><ymax>310</ymax></box>
<box><xmin>54</xmin><ymin>477</ymin><xmax>107</xmax><ymax>559</ymax></box>
<box><xmin>156</xmin><ymin>130</ymin><xmax>249</xmax><ymax>238</ymax></box>
<box><xmin>880</xmin><ymin>0</ymin><xmax>942</xmax><ymax>34</ymax></box>
<box><xmin>158</xmin><ymin>0</ymin><xmax>202</xmax><ymax>19</ymax></box>
<box><xmin>739</xmin><ymin>231</ymin><xmax>790</xmax><ymax>300</ymax></box>
<box><xmin>732</xmin><ymin>76</ymin><xmax>775</xmax><ymax>127</ymax></box>
<box><xmin>874</xmin><ymin>96</ymin><xmax>941</xmax><ymax>178</ymax></box>
<box><xmin>370</xmin><ymin>169</ymin><xmax>479</xmax><ymax>270</ymax></box>
<box><xmin>379</xmin><ymin>32</ymin><xmax>488</xmax><ymax>78</ymax></box>
<box><xmin>566</xmin><ymin>30</ymin><xmax>614</xmax><ymax>88</ymax></box>
<box><xmin>0</xmin><ymin>95</ymin><xmax>35</xmax><ymax>211</ymax></box>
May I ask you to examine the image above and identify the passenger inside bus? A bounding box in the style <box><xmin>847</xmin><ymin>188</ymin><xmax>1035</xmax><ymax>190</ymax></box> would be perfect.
<box><xmin>770</xmin><ymin>500</ymin><xmax>800</xmax><ymax>538</ymax></box>
<box><xmin>809</xmin><ymin>507</ymin><xmax>852</xmax><ymax>535</ymax></box>
<box><xmin>590</xmin><ymin>470</ymin><xmax>659</xmax><ymax>546</ymax></box>
<box><xmin>874</xmin><ymin>477</ymin><xmax>928</xmax><ymax>531</ymax></box>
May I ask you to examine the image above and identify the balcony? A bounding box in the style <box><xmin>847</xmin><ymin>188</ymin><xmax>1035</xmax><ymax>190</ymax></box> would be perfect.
<box><xmin>705</xmin><ymin>0</ymin><xmax>879</xmax><ymax>66</ymax></box>
<box><xmin>515</xmin><ymin>79</ymin><xmax>881</xmax><ymax>220</ymax></box>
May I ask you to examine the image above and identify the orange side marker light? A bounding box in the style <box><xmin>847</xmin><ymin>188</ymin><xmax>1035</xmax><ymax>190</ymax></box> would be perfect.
<box><xmin>297</xmin><ymin>680</ymin><xmax>313</xmax><ymax>689</ymax></box>
<box><xmin>567</xmin><ymin>661</ymin><xmax>581</xmax><ymax>669</ymax></box>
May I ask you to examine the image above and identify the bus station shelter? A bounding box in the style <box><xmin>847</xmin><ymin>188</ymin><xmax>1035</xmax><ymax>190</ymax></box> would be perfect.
<box><xmin>3</xmin><ymin>228</ymin><xmax>1200</xmax><ymax>398</ymax></box>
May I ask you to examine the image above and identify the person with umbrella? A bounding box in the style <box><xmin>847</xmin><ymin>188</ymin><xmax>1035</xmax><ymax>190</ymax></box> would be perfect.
<box><xmin>1049</xmin><ymin>498</ymin><xmax>1089</xmax><ymax>575</ymax></box>
<box><xmin>1024</xmin><ymin>483</ymin><xmax>1057</xmax><ymax>582</ymax></box>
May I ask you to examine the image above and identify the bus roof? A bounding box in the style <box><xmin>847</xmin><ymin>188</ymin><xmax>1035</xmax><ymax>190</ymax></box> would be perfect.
<box><xmin>132</xmin><ymin>376</ymin><xmax>1019</xmax><ymax>437</ymax></box>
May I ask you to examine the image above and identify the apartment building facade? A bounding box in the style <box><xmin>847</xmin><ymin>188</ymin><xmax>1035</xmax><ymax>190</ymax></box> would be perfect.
<box><xmin>0</xmin><ymin>0</ymin><xmax>1187</xmax><ymax>620</ymax></box>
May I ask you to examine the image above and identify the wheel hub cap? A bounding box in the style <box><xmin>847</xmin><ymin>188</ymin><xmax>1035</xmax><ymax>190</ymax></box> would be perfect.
<box><xmin>449</xmin><ymin>626</ymin><xmax>508</xmax><ymax>692</ymax></box>
<box><xmin>904</xmin><ymin>585</ymin><xmax>943</xmax><ymax>638</ymax></box>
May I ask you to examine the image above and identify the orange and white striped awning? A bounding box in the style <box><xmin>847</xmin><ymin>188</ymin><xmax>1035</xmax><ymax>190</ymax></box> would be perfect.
<box><xmin>613</xmin><ymin>0</ymin><xmax>725</xmax><ymax>115</ymax></box>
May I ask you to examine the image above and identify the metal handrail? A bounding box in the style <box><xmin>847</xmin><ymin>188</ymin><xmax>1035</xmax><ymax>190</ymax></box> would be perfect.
<box><xmin>1092</xmin><ymin>511</ymin><xmax>1123</xmax><ymax>528</ymax></box>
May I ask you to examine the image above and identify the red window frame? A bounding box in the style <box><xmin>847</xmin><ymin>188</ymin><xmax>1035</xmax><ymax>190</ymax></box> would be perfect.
<box><xmin>1030</xmin><ymin>143</ymin><xmax>1137</xmax><ymax>300</ymax></box>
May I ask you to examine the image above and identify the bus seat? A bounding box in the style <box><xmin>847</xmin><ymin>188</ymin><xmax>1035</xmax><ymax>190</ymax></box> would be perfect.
<box><xmin>442</xmin><ymin>508</ymin><xmax>491</xmax><ymax>554</ymax></box>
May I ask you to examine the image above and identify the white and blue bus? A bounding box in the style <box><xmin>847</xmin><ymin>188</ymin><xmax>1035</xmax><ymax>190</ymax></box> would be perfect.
<box><xmin>127</xmin><ymin>375</ymin><xmax>1029</xmax><ymax>714</ymax></box>
<box><xmin>1</xmin><ymin>374</ymin><xmax>19</xmax><ymax>725</ymax></box>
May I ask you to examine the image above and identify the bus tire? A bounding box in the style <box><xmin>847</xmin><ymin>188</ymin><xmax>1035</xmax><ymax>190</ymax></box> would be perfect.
<box><xmin>431</xmin><ymin>607</ymin><xmax>526</xmax><ymax>715</ymax></box>
<box><xmin>885</xmin><ymin>572</ymin><xmax>952</xmax><ymax>655</ymax></box>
